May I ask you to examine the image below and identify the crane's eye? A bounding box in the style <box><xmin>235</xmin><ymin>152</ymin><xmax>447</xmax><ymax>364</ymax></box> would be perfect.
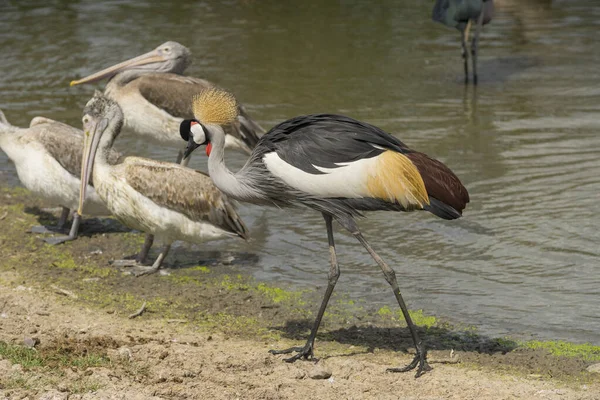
<box><xmin>82</xmin><ymin>116</ymin><xmax>90</xmax><ymax>125</ymax></box>
<box><xmin>163</xmin><ymin>46</ymin><xmax>170</xmax><ymax>53</ymax></box>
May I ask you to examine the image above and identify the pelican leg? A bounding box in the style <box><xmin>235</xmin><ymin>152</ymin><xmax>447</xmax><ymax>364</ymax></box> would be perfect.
<box><xmin>471</xmin><ymin>10</ymin><xmax>485</xmax><ymax>85</ymax></box>
<box><xmin>339</xmin><ymin>216</ymin><xmax>431</xmax><ymax>378</ymax></box>
<box><xmin>43</xmin><ymin>213</ymin><xmax>82</xmax><ymax>245</ymax></box>
<box><xmin>29</xmin><ymin>207</ymin><xmax>71</xmax><ymax>234</ymax></box>
<box><xmin>133</xmin><ymin>243</ymin><xmax>171</xmax><ymax>277</ymax></box>
<box><xmin>137</xmin><ymin>234</ymin><xmax>154</xmax><ymax>264</ymax></box>
<box><xmin>270</xmin><ymin>213</ymin><xmax>339</xmax><ymax>362</ymax></box>
<box><xmin>57</xmin><ymin>207</ymin><xmax>71</xmax><ymax>230</ymax></box>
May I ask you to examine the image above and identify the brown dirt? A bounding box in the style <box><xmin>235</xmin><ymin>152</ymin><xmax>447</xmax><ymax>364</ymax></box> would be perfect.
<box><xmin>0</xmin><ymin>185</ymin><xmax>599</xmax><ymax>399</ymax></box>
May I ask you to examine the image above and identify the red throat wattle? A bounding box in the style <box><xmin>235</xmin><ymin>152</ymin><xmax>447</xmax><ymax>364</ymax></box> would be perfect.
<box><xmin>206</xmin><ymin>142</ymin><xmax>212</xmax><ymax>156</ymax></box>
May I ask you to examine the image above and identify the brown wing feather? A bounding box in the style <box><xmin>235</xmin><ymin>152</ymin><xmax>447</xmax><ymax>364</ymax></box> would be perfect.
<box><xmin>26</xmin><ymin>120</ymin><xmax>121</xmax><ymax>182</ymax></box>
<box><xmin>134</xmin><ymin>73</ymin><xmax>213</xmax><ymax>118</ymax></box>
<box><xmin>123</xmin><ymin>158</ymin><xmax>248</xmax><ymax>239</ymax></box>
<box><xmin>134</xmin><ymin>74</ymin><xmax>262</xmax><ymax>150</ymax></box>
<box><xmin>405</xmin><ymin>152</ymin><xmax>470</xmax><ymax>214</ymax></box>
<box><xmin>24</xmin><ymin>117</ymin><xmax>121</xmax><ymax>181</ymax></box>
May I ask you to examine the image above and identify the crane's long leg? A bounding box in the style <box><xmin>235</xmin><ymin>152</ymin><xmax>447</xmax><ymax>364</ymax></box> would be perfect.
<box><xmin>471</xmin><ymin>9</ymin><xmax>485</xmax><ymax>85</ymax></box>
<box><xmin>269</xmin><ymin>213</ymin><xmax>339</xmax><ymax>362</ymax></box>
<box><xmin>30</xmin><ymin>206</ymin><xmax>71</xmax><ymax>234</ymax></box>
<box><xmin>461</xmin><ymin>20</ymin><xmax>472</xmax><ymax>84</ymax></box>
<box><xmin>338</xmin><ymin>216</ymin><xmax>431</xmax><ymax>378</ymax></box>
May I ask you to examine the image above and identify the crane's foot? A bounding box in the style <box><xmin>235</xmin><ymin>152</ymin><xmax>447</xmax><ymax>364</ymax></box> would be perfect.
<box><xmin>269</xmin><ymin>342</ymin><xmax>315</xmax><ymax>363</ymax></box>
<box><xmin>29</xmin><ymin>225</ymin><xmax>65</xmax><ymax>234</ymax></box>
<box><xmin>387</xmin><ymin>349</ymin><xmax>432</xmax><ymax>378</ymax></box>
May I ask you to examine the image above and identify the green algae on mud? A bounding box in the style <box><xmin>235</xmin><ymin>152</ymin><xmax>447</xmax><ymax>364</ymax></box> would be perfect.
<box><xmin>1</xmin><ymin>185</ymin><xmax>600</xmax><ymax>385</ymax></box>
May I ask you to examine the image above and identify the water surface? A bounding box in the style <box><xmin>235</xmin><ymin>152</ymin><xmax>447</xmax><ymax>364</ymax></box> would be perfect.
<box><xmin>1</xmin><ymin>0</ymin><xmax>599</xmax><ymax>343</ymax></box>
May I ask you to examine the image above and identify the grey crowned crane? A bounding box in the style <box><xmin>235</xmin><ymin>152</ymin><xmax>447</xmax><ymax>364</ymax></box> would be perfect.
<box><xmin>78</xmin><ymin>91</ymin><xmax>248</xmax><ymax>276</ymax></box>
<box><xmin>70</xmin><ymin>41</ymin><xmax>264</xmax><ymax>162</ymax></box>
<box><xmin>432</xmin><ymin>0</ymin><xmax>495</xmax><ymax>84</ymax></box>
<box><xmin>180</xmin><ymin>89</ymin><xmax>470</xmax><ymax>377</ymax></box>
<box><xmin>0</xmin><ymin>109</ymin><xmax>118</xmax><ymax>244</ymax></box>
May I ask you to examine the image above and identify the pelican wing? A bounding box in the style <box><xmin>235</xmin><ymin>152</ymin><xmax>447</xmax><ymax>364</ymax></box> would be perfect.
<box><xmin>123</xmin><ymin>157</ymin><xmax>248</xmax><ymax>239</ymax></box>
<box><xmin>135</xmin><ymin>73</ymin><xmax>263</xmax><ymax>150</ymax></box>
<box><xmin>26</xmin><ymin>119</ymin><xmax>122</xmax><ymax>182</ymax></box>
<box><xmin>26</xmin><ymin>120</ymin><xmax>84</xmax><ymax>177</ymax></box>
<box><xmin>134</xmin><ymin>73</ymin><xmax>213</xmax><ymax>118</ymax></box>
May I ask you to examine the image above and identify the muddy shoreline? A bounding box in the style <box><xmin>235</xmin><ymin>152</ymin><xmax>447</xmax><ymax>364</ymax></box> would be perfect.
<box><xmin>1</xmin><ymin>185</ymin><xmax>599</xmax><ymax>399</ymax></box>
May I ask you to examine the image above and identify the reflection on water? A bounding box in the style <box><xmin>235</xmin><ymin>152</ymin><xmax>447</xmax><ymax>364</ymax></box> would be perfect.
<box><xmin>1</xmin><ymin>0</ymin><xmax>599</xmax><ymax>343</ymax></box>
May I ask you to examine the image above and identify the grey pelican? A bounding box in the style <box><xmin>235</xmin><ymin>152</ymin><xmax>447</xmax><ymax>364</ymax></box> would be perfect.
<box><xmin>180</xmin><ymin>89</ymin><xmax>469</xmax><ymax>377</ymax></box>
<box><xmin>0</xmin><ymin>109</ymin><xmax>118</xmax><ymax>244</ymax></box>
<box><xmin>70</xmin><ymin>41</ymin><xmax>264</xmax><ymax>161</ymax></box>
<box><xmin>432</xmin><ymin>0</ymin><xmax>495</xmax><ymax>84</ymax></box>
<box><xmin>78</xmin><ymin>91</ymin><xmax>248</xmax><ymax>276</ymax></box>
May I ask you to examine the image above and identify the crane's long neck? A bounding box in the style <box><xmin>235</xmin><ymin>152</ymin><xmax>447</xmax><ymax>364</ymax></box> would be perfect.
<box><xmin>207</xmin><ymin>126</ymin><xmax>262</xmax><ymax>202</ymax></box>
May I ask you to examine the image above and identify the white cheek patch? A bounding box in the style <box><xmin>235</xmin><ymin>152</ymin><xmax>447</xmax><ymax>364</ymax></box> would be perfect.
<box><xmin>190</xmin><ymin>123</ymin><xmax>206</xmax><ymax>144</ymax></box>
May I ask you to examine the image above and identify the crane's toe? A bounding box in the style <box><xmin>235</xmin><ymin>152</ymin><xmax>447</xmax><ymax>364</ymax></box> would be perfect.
<box><xmin>386</xmin><ymin>349</ymin><xmax>432</xmax><ymax>378</ymax></box>
<box><xmin>269</xmin><ymin>342</ymin><xmax>315</xmax><ymax>363</ymax></box>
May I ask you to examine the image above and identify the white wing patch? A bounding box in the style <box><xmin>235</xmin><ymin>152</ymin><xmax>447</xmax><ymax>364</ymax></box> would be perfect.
<box><xmin>263</xmin><ymin>152</ymin><xmax>376</xmax><ymax>198</ymax></box>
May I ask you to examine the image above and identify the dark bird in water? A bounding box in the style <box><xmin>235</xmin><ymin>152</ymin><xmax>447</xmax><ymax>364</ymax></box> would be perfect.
<box><xmin>180</xmin><ymin>88</ymin><xmax>470</xmax><ymax>377</ymax></box>
<box><xmin>432</xmin><ymin>0</ymin><xmax>495</xmax><ymax>84</ymax></box>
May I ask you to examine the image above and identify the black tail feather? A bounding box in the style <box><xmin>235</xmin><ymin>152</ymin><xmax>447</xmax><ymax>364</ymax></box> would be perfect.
<box><xmin>424</xmin><ymin>197</ymin><xmax>462</xmax><ymax>220</ymax></box>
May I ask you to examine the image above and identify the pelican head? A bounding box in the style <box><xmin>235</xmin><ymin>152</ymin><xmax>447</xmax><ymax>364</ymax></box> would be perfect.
<box><xmin>181</xmin><ymin>88</ymin><xmax>239</xmax><ymax>158</ymax></box>
<box><xmin>70</xmin><ymin>41</ymin><xmax>192</xmax><ymax>86</ymax></box>
<box><xmin>78</xmin><ymin>91</ymin><xmax>123</xmax><ymax>215</ymax></box>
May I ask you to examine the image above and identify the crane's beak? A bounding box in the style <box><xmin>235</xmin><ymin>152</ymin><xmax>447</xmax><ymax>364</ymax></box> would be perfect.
<box><xmin>78</xmin><ymin>118</ymin><xmax>108</xmax><ymax>216</ymax></box>
<box><xmin>70</xmin><ymin>49</ymin><xmax>167</xmax><ymax>86</ymax></box>
<box><xmin>183</xmin><ymin>135</ymin><xmax>201</xmax><ymax>159</ymax></box>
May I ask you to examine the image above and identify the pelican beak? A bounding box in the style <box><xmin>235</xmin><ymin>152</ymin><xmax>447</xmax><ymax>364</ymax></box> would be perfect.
<box><xmin>78</xmin><ymin>117</ymin><xmax>108</xmax><ymax>216</ymax></box>
<box><xmin>70</xmin><ymin>49</ymin><xmax>167</xmax><ymax>86</ymax></box>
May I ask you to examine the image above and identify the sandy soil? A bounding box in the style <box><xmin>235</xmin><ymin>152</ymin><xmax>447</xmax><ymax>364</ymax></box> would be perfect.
<box><xmin>0</xmin><ymin>185</ymin><xmax>599</xmax><ymax>399</ymax></box>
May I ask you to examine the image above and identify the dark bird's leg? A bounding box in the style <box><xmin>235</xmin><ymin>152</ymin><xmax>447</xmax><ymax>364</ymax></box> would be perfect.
<box><xmin>30</xmin><ymin>206</ymin><xmax>71</xmax><ymax>234</ymax></box>
<box><xmin>270</xmin><ymin>213</ymin><xmax>340</xmax><ymax>362</ymax></box>
<box><xmin>471</xmin><ymin>9</ymin><xmax>485</xmax><ymax>85</ymax></box>
<box><xmin>339</xmin><ymin>216</ymin><xmax>432</xmax><ymax>378</ymax></box>
<box><xmin>43</xmin><ymin>212</ymin><xmax>82</xmax><ymax>245</ymax></box>
<box><xmin>461</xmin><ymin>21</ymin><xmax>472</xmax><ymax>84</ymax></box>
